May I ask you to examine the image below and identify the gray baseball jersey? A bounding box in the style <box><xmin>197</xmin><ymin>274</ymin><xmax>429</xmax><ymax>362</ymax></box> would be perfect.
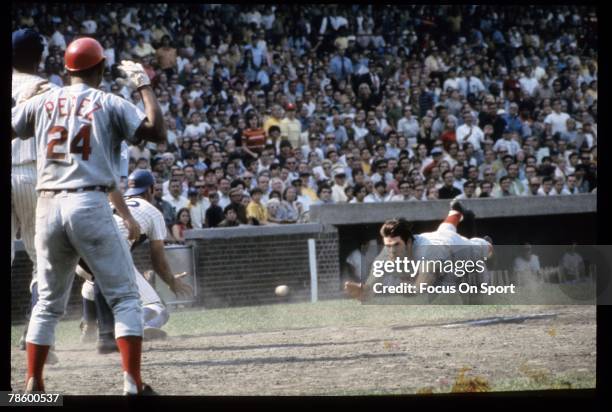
<box><xmin>12</xmin><ymin>83</ymin><xmax>145</xmax><ymax>191</ymax></box>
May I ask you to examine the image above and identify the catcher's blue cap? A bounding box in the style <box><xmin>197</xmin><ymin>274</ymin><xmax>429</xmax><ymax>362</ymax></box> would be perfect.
<box><xmin>125</xmin><ymin>169</ymin><xmax>155</xmax><ymax>196</ymax></box>
<box><xmin>12</xmin><ymin>29</ymin><xmax>44</xmax><ymax>58</ymax></box>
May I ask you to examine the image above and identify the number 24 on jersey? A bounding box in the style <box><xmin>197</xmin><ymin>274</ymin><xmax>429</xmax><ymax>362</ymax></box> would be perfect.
<box><xmin>46</xmin><ymin>124</ymin><xmax>92</xmax><ymax>161</ymax></box>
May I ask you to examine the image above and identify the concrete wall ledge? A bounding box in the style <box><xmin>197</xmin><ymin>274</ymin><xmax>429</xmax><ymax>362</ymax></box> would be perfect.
<box><xmin>309</xmin><ymin>194</ymin><xmax>597</xmax><ymax>225</ymax></box>
<box><xmin>185</xmin><ymin>223</ymin><xmax>332</xmax><ymax>240</ymax></box>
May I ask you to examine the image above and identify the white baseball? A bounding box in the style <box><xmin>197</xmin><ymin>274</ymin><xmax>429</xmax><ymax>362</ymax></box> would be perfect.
<box><xmin>275</xmin><ymin>285</ymin><xmax>289</xmax><ymax>297</ymax></box>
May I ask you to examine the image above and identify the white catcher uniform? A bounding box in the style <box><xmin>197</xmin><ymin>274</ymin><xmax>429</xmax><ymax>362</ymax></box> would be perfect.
<box><xmin>12</xmin><ymin>83</ymin><xmax>146</xmax><ymax>346</ymax></box>
<box><xmin>11</xmin><ymin>71</ymin><xmax>57</xmax><ymax>269</ymax></box>
<box><xmin>80</xmin><ymin>197</ymin><xmax>170</xmax><ymax>329</ymax></box>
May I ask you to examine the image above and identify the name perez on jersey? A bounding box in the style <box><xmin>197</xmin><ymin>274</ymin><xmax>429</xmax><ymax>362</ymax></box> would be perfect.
<box><xmin>43</xmin><ymin>96</ymin><xmax>102</xmax><ymax>121</ymax></box>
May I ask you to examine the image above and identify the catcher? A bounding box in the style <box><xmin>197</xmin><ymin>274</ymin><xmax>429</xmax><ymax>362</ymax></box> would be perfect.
<box><xmin>77</xmin><ymin>169</ymin><xmax>193</xmax><ymax>353</ymax></box>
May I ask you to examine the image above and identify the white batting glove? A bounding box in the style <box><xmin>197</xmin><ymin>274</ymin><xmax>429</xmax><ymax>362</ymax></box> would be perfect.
<box><xmin>117</xmin><ymin>60</ymin><xmax>151</xmax><ymax>90</ymax></box>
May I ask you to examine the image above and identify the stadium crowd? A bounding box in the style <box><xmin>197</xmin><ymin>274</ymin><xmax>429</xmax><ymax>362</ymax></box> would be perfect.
<box><xmin>12</xmin><ymin>4</ymin><xmax>598</xmax><ymax>240</ymax></box>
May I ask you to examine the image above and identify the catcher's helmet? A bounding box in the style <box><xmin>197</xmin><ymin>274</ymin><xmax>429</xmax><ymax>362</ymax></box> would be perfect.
<box><xmin>64</xmin><ymin>37</ymin><xmax>105</xmax><ymax>72</ymax></box>
<box><xmin>124</xmin><ymin>169</ymin><xmax>155</xmax><ymax>197</ymax></box>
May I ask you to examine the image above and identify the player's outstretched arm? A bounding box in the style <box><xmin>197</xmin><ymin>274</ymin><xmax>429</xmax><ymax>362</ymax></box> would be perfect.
<box><xmin>149</xmin><ymin>240</ymin><xmax>193</xmax><ymax>297</ymax></box>
<box><xmin>117</xmin><ymin>60</ymin><xmax>166</xmax><ymax>144</ymax></box>
<box><xmin>109</xmin><ymin>189</ymin><xmax>141</xmax><ymax>241</ymax></box>
<box><xmin>136</xmin><ymin>85</ymin><xmax>167</xmax><ymax>144</ymax></box>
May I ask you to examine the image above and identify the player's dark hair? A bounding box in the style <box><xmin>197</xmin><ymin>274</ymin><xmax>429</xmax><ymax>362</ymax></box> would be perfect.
<box><xmin>13</xmin><ymin>52</ymin><xmax>42</xmax><ymax>72</ymax></box>
<box><xmin>380</xmin><ymin>218</ymin><xmax>414</xmax><ymax>244</ymax></box>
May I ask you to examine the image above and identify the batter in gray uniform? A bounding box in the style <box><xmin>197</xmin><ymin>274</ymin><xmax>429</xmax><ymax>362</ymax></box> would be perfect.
<box><xmin>12</xmin><ymin>36</ymin><xmax>166</xmax><ymax>395</ymax></box>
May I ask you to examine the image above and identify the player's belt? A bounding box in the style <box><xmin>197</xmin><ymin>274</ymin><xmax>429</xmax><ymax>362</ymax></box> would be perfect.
<box><xmin>39</xmin><ymin>186</ymin><xmax>111</xmax><ymax>196</ymax></box>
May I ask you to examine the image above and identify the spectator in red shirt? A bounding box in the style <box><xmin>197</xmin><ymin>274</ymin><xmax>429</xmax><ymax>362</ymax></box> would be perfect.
<box><xmin>242</xmin><ymin>112</ymin><xmax>266</xmax><ymax>160</ymax></box>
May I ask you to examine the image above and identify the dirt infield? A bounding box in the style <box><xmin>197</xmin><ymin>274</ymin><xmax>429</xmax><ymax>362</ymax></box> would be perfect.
<box><xmin>10</xmin><ymin>302</ymin><xmax>595</xmax><ymax>395</ymax></box>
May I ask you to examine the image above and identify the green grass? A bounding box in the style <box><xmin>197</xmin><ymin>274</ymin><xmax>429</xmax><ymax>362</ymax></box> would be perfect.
<box><xmin>11</xmin><ymin>300</ymin><xmax>573</xmax><ymax>347</ymax></box>
<box><xmin>319</xmin><ymin>373</ymin><xmax>595</xmax><ymax>396</ymax></box>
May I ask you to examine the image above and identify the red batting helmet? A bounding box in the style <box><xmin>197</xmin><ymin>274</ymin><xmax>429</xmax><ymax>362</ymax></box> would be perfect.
<box><xmin>64</xmin><ymin>37</ymin><xmax>105</xmax><ymax>72</ymax></box>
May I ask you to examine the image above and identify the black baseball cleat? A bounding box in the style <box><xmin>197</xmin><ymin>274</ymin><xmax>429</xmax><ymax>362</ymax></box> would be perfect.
<box><xmin>123</xmin><ymin>372</ymin><xmax>158</xmax><ymax>395</ymax></box>
<box><xmin>450</xmin><ymin>199</ymin><xmax>477</xmax><ymax>238</ymax></box>
<box><xmin>450</xmin><ymin>198</ymin><xmax>467</xmax><ymax>215</ymax></box>
<box><xmin>124</xmin><ymin>384</ymin><xmax>158</xmax><ymax>396</ymax></box>
<box><xmin>97</xmin><ymin>334</ymin><xmax>119</xmax><ymax>354</ymax></box>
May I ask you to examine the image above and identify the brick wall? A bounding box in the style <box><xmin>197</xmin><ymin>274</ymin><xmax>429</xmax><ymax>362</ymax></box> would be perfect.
<box><xmin>10</xmin><ymin>245</ymin><xmax>155</xmax><ymax>325</ymax></box>
<box><xmin>10</xmin><ymin>225</ymin><xmax>341</xmax><ymax>323</ymax></box>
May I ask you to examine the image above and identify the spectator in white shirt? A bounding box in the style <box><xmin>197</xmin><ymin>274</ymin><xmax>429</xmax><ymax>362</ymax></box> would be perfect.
<box><xmin>389</xmin><ymin>180</ymin><xmax>415</xmax><ymax>201</ymax></box>
<box><xmin>133</xmin><ymin>35</ymin><xmax>156</xmax><ymax>59</ymax></box>
<box><xmin>451</xmin><ymin>165</ymin><xmax>466</xmax><ymax>193</ymax></box>
<box><xmin>454</xmin><ymin>181</ymin><xmax>477</xmax><ymax>199</ymax></box>
<box><xmin>217</xmin><ymin>178</ymin><xmax>232</xmax><ymax>209</ymax></box>
<box><xmin>364</xmin><ymin>181</ymin><xmax>390</xmax><ymax>203</ymax></box>
<box><xmin>163</xmin><ymin>179</ymin><xmax>190</xmax><ymax>212</ymax></box>
<box><xmin>81</xmin><ymin>15</ymin><xmax>98</xmax><ymax>34</ymax></box>
<box><xmin>49</xmin><ymin>24</ymin><xmax>67</xmax><ymax>50</ymax></box>
<box><xmin>493</xmin><ymin>130</ymin><xmax>521</xmax><ymax>156</ymax></box>
<box><xmin>397</xmin><ymin>107</ymin><xmax>420</xmax><ymax>146</ymax></box>
<box><xmin>443</xmin><ymin>67</ymin><xmax>461</xmax><ymax>92</ymax></box>
<box><xmin>183</xmin><ymin>112</ymin><xmax>211</xmax><ymax>140</ymax></box>
<box><xmin>349</xmin><ymin>183</ymin><xmax>368</xmax><ymax>204</ymax></box>
<box><xmin>370</xmin><ymin>159</ymin><xmax>394</xmax><ymax>185</ymax></box>
<box><xmin>456</xmin><ymin>110</ymin><xmax>485</xmax><ymax>152</ymax></box>
<box><xmin>513</xmin><ymin>244</ymin><xmax>541</xmax><ymax>280</ymax></box>
<box><xmin>544</xmin><ymin>99</ymin><xmax>571</xmax><ymax>136</ymax></box>
<box><xmin>519</xmin><ymin>69</ymin><xmax>539</xmax><ymax>97</ymax></box>
<box><xmin>188</xmin><ymin>184</ymin><xmax>211</xmax><ymax>229</ymax></box>
<box><xmin>553</xmin><ymin>177</ymin><xmax>571</xmax><ymax>195</ymax></box>
<box><xmin>537</xmin><ymin>176</ymin><xmax>555</xmax><ymax>196</ymax></box>
<box><xmin>331</xmin><ymin>168</ymin><xmax>349</xmax><ymax>203</ymax></box>
<box><xmin>458</xmin><ymin>66</ymin><xmax>485</xmax><ymax>98</ymax></box>
<box><xmin>301</xmin><ymin>135</ymin><xmax>324</xmax><ymax>161</ymax></box>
